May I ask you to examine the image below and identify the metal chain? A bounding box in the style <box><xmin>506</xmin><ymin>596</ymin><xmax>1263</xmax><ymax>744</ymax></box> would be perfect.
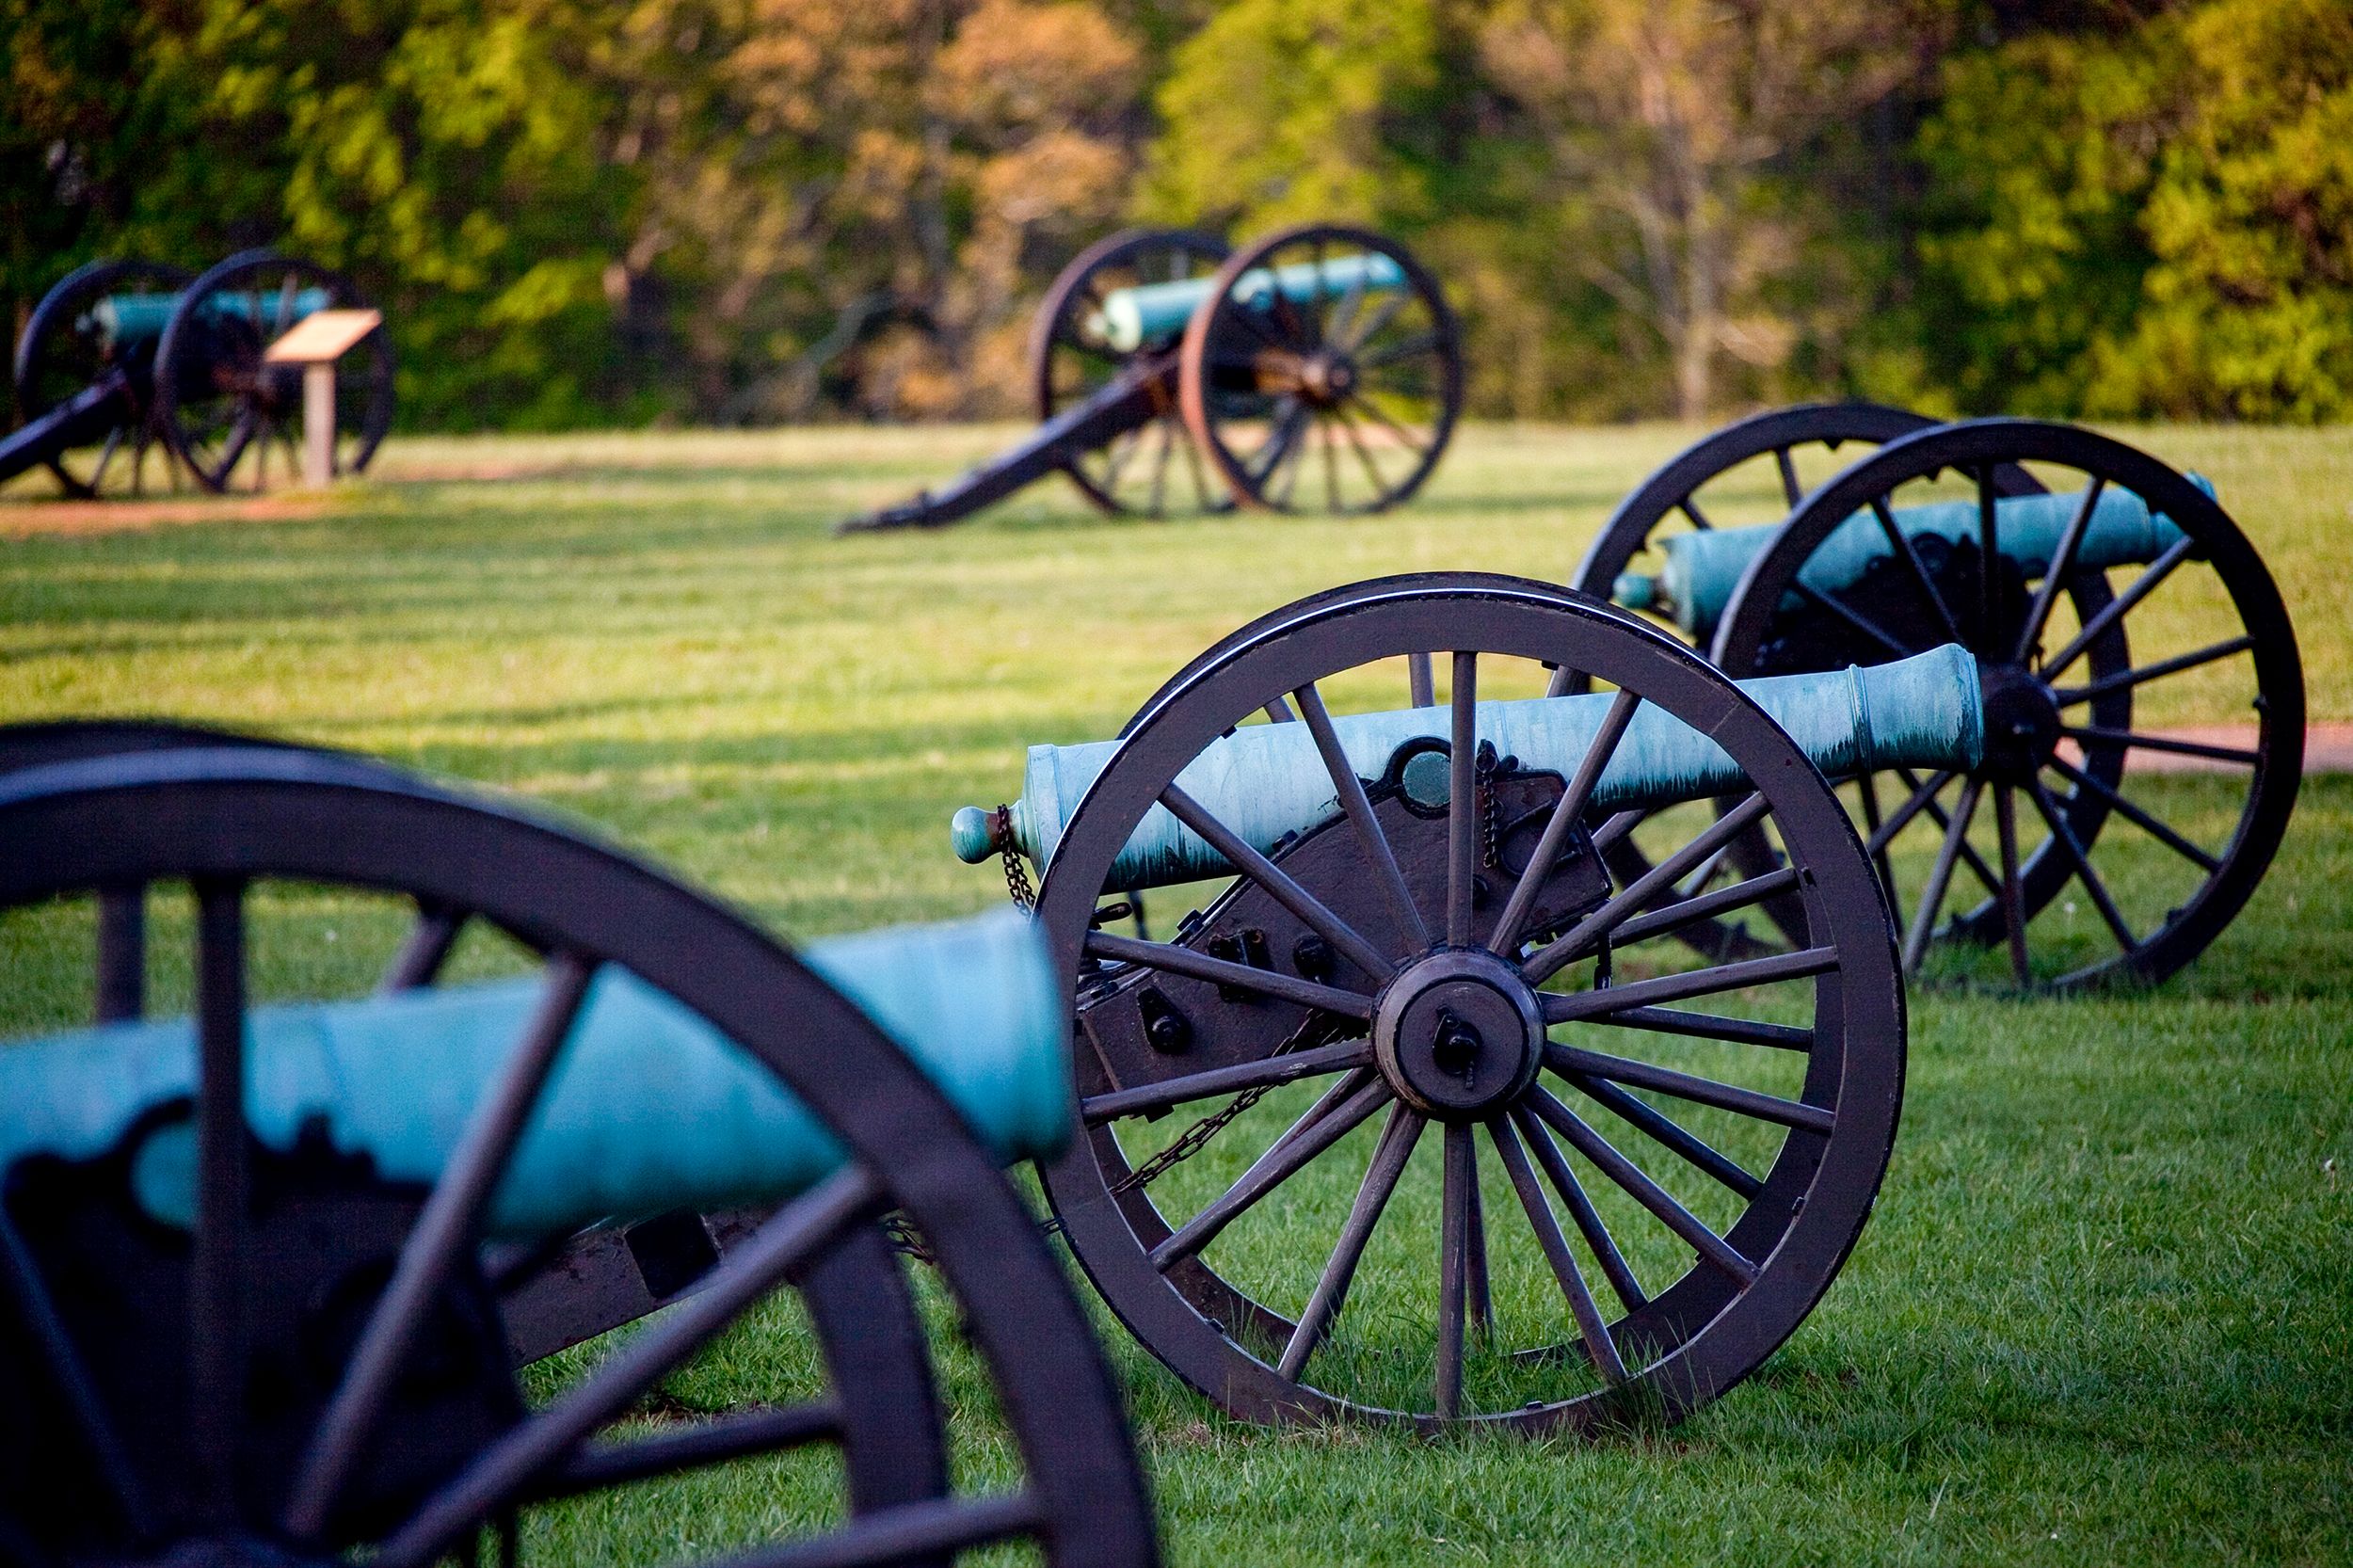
<box><xmin>1477</xmin><ymin>743</ymin><xmax>1502</xmax><ymax>869</ymax></box>
<box><xmin>991</xmin><ymin>805</ymin><xmax>1035</xmax><ymax>910</ymax></box>
<box><xmin>1109</xmin><ymin>1014</ymin><xmax>1335</xmax><ymax>1196</ymax></box>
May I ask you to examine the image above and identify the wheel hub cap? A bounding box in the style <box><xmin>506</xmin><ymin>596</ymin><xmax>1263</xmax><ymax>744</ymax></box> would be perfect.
<box><xmin>1372</xmin><ymin>949</ymin><xmax>1545</xmax><ymax>1118</ymax></box>
<box><xmin>1978</xmin><ymin>662</ymin><xmax>2062</xmax><ymax>779</ymax></box>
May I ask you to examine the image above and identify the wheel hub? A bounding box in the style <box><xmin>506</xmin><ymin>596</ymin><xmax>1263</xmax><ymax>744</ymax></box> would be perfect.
<box><xmin>1978</xmin><ymin>662</ymin><xmax>2062</xmax><ymax>779</ymax></box>
<box><xmin>1299</xmin><ymin>353</ymin><xmax>1357</xmax><ymax>406</ymax></box>
<box><xmin>1371</xmin><ymin>949</ymin><xmax>1544</xmax><ymax>1118</ymax></box>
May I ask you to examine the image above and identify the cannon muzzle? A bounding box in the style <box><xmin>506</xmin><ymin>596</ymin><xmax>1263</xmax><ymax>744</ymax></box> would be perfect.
<box><xmin>1616</xmin><ymin>481</ymin><xmax>2211</xmax><ymax>638</ymax></box>
<box><xmin>0</xmin><ymin>909</ymin><xmax>1066</xmax><ymax>1240</ymax></box>
<box><xmin>1091</xmin><ymin>251</ymin><xmax>1406</xmax><ymax>353</ymax></box>
<box><xmin>955</xmin><ymin>644</ymin><xmax>1982</xmax><ymax>891</ymax></box>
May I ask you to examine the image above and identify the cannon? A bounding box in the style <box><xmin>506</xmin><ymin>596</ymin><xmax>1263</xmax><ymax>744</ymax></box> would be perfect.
<box><xmin>840</xmin><ymin>222</ymin><xmax>1463</xmax><ymax>531</ymax></box>
<box><xmin>1576</xmin><ymin>413</ymin><xmax>2303</xmax><ymax>990</ymax></box>
<box><xmin>951</xmin><ymin>574</ymin><xmax>1973</xmax><ymax>1433</ymax></box>
<box><xmin>0</xmin><ymin>734</ymin><xmax>1156</xmax><ymax>1565</ymax></box>
<box><xmin>3</xmin><ymin>249</ymin><xmax>393</xmax><ymax>498</ymax></box>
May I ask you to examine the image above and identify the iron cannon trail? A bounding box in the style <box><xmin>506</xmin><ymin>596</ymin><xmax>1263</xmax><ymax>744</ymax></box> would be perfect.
<box><xmin>839</xmin><ymin>221</ymin><xmax>1462</xmax><ymax>530</ymax></box>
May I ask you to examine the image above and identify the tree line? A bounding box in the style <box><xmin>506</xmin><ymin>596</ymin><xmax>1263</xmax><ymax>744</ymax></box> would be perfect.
<box><xmin>5</xmin><ymin>0</ymin><xmax>2345</xmax><ymax>428</ymax></box>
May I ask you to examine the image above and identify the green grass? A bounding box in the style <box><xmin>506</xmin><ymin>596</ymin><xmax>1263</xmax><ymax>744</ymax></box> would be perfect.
<box><xmin>3</xmin><ymin>423</ymin><xmax>2349</xmax><ymax>1564</ymax></box>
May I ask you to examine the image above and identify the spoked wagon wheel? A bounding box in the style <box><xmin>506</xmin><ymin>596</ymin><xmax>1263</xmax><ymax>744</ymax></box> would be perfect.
<box><xmin>1711</xmin><ymin>420</ymin><xmax>2303</xmax><ymax>990</ymax></box>
<box><xmin>0</xmin><ymin>746</ymin><xmax>1156</xmax><ymax>1565</ymax></box>
<box><xmin>154</xmin><ymin>250</ymin><xmax>394</xmax><ymax>493</ymax></box>
<box><xmin>1563</xmin><ymin>406</ymin><xmax>2045</xmax><ymax>965</ymax></box>
<box><xmin>1177</xmin><ymin>225</ymin><xmax>1462</xmax><ymax>514</ymax></box>
<box><xmin>10</xmin><ymin>259</ymin><xmax>194</xmax><ymax>498</ymax></box>
<box><xmin>1030</xmin><ymin>227</ymin><xmax>1233</xmax><ymax>518</ymax></box>
<box><xmin>1034</xmin><ymin>574</ymin><xmax>1904</xmax><ymax>1432</ymax></box>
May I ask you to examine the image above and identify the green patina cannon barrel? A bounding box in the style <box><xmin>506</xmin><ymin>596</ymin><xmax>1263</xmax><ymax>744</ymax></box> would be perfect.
<box><xmin>1614</xmin><ymin>480</ymin><xmax>2212</xmax><ymax>638</ymax></box>
<box><xmin>89</xmin><ymin>287</ymin><xmax>334</xmax><ymax>345</ymax></box>
<box><xmin>1090</xmin><ymin>250</ymin><xmax>1406</xmax><ymax>353</ymax></box>
<box><xmin>954</xmin><ymin>644</ymin><xmax>1982</xmax><ymax>891</ymax></box>
<box><xmin>0</xmin><ymin>908</ymin><xmax>1065</xmax><ymax>1240</ymax></box>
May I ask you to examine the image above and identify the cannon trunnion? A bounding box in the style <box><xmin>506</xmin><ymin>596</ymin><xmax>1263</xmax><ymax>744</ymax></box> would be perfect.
<box><xmin>840</xmin><ymin>221</ymin><xmax>1463</xmax><ymax>532</ymax></box>
<box><xmin>0</xmin><ymin>738</ymin><xmax>1157</xmax><ymax>1567</ymax></box>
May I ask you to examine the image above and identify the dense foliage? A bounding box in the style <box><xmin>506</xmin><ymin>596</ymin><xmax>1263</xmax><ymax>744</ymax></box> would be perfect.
<box><xmin>5</xmin><ymin>0</ymin><xmax>2345</xmax><ymax>426</ymax></box>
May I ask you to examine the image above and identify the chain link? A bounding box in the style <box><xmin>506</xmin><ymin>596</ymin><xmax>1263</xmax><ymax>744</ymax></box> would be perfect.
<box><xmin>1108</xmin><ymin>1013</ymin><xmax>1336</xmax><ymax>1196</ymax></box>
<box><xmin>989</xmin><ymin>805</ymin><xmax>1035</xmax><ymax>910</ymax></box>
<box><xmin>1476</xmin><ymin>743</ymin><xmax>1502</xmax><ymax>870</ymax></box>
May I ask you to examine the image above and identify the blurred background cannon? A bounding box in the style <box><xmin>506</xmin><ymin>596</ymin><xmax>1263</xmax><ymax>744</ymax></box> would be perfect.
<box><xmin>2</xmin><ymin>250</ymin><xmax>393</xmax><ymax>499</ymax></box>
<box><xmin>1571</xmin><ymin>410</ymin><xmax>2304</xmax><ymax>992</ymax></box>
<box><xmin>840</xmin><ymin>222</ymin><xmax>1462</xmax><ymax>531</ymax></box>
<box><xmin>0</xmin><ymin>730</ymin><xmax>1155</xmax><ymax>1567</ymax></box>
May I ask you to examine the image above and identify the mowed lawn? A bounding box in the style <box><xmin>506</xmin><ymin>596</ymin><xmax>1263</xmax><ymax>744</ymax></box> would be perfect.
<box><xmin>3</xmin><ymin>423</ymin><xmax>2348</xmax><ymax>1564</ymax></box>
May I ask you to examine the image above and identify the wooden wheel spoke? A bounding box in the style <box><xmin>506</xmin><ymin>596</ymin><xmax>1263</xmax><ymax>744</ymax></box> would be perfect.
<box><xmin>1567</xmin><ymin>1075</ymin><xmax>1764</xmax><ymax>1199</ymax></box>
<box><xmin>1915</xmin><ymin>781</ymin><xmax>2008</xmax><ymax>904</ymax></box>
<box><xmin>2025</xmin><ymin>776</ymin><xmax>2137</xmax><ymax>952</ymax></box>
<box><xmin>1158</xmin><ymin>782</ymin><xmax>1394</xmax><ymax>981</ymax></box>
<box><xmin>96</xmin><ymin>885</ymin><xmax>146</xmax><ymax>1022</ymax></box>
<box><xmin>2043</xmin><ymin>536</ymin><xmax>2195</xmax><ymax>678</ymax></box>
<box><xmin>1357</xmin><ymin>329</ymin><xmax>1439</xmax><ymax>372</ymax></box>
<box><xmin>0</xmin><ymin>1210</ymin><xmax>159</xmax><ymax>1536</ymax></box>
<box><xmin>1853</xmin><ymin>769</ymin><xmax>1897</xmax><ymax>910</ymax></box>
<box><xmin>190</xmin><ymin>877</ymin><xmax>248</xmax><ymax>1526</ymax></box>
<box><xmin>1080</xmin><ymin>1037</ymin><xmax>1373</xmax><ymax>1124</ymax></box>
<box><xmin>1435</xmin><ymin>1123</ymin><xmax>1474</xmax><ymax>1416</ymax></box>
<box><xmin>1542</xmin><ymin>944</ymin><xmax>1839</xmax><ymax>1027</ymax></box>
<box><xmin>1527</xmin><ymin>1090</ymin><xmax>1756</xmax><ymax>1284</ymax></box>
<box><xmin>1277</xmin><ymin>1104</ymin><xmax>1425</xmax><ymax>1380</ymax></box>
<box><xmin>1868</xmin><ymin>495</ymin><xmax>1964</xmax><ymax>646</ymax></box>
<box><xmin>1603</xmin><ymin>867</ymin><xmax>1801</xmax><ymax>950</ymax></box>
<box><xmin>375</xmin><ymin>1164</ymin><xmax>886</xmax><ymax>1568</ymax></box>
<box><xmin>1774</xmin><ymin>447</ymin><xmax>1803</xmax><ymax>507</ymax></box>
<box><xmin>1513</xmin><ymin>1101</ymin><xmax>1646</xmax><ymax>1313</ymax></box>
<box><xmin>2063</xmin><ymin>727</ymin><xmax>2260</xmax><ymax>767</ymax></box>
<box><xmin>1903</xmin><ymin>776</ymin><xmax>1983</xmax><ymax>971</ymax></box>
<box><xmin>1993</xmin><ymin>785</ymin><xmax>2032</xmax><ymax>986</ymax></box>
<box><xmin>1332</xmin><ymin>402</ymin><xmax>1391</xmax><ymax>497</ymax></box>
<box><xmin>2047</xmin><ymin>756</ymin><xmax>2221</xmax><ymax>872</ymax></box>
<box><xmin>1976</xmin><ymin>466</ymin><xmax>2002</xmax><ymax>650</ymax></box>
<box><xmin>1545</xmin><ymin>1042</ymin><xmax>1833</xmax><ymax>1133</ymax></box>
<box><xmin>1492</xmin><ymin>688</ymin><xmax>1641</xmax><ymax>955</ymax></box>
<box><xmin>2051</xmin><ymin>635</ymin><xmax>2255</xmax><ymax>706</ymax></box>
<box><xmin>1149</xmin><ymin>1079</ymin><xmax>1391</xmax><ymax>1271</ymax></box>
<box><xmin>1339</xmin><ymin>291</ymin><xmax>1406</xmax><ymax>354</ymax></box>
<box><xmin>1678</xmin><ymin>496</ymin><xmax>1714</xmax><ymax>532</ymax></box>
<box><xmin>2014</xmin><ymin>477</ymin><xmax>2105</xmax><ymax>662</ymax></box>
<box><xmin>1523</xmin><ymin>793</ymin><xmax>1774</xmax><ymax>985</ymax></box>
<box><xmin>285</xmin><ymin>952</ymin><xmax>600</xmax><ymax>1538</ymax></box>
<box><xmin>379</xmin><ymin>901</ymin><xmax>466</xmax><ymax>993</ymax></box>
<box><xmin>1447</xmin><ymin>652</ymin><xmax>1479</xmax><ymax>944</ymax></box>
<box><xmin>529</xmin><ymin>1400</ymin><xmax>845</xmax><ymax>1502</ymax></box>
<box><xmin>1408</xmin><ymin>651</ymin><xmax>1435</xmax><ymax>709</ymax></box>
<box><xmin>1292</xmin><ymin>680</ymin><xmax>1429</xmax><ymax>951</ymax></box>
<box><xmin>1583</xmin><ymin>1004</ymin><xmax>1812</xmax><ymax>1052</ymax></box>
<box><xmin>1792</xmin><ymin>579</ymin><xmax>1909</xmax><ymax>660</ymax></box>
<box><xmin>1487</xmin><ymin>1115</ymin><xmax>1626</xmax><ymax>1384</ymax></box>
<box><xmin>1344</xmin><ymin>391</ymin><xmax>1433</xmax><ymax>460</ymax></box>
<box><xmin>1868</xmin><ymin>769</ymin><xmax>1953</xmax><ymax>854</ymax></box>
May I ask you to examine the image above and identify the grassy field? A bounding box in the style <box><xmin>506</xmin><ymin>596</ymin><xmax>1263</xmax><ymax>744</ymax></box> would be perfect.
<box><xmin>2</xmin><ymin>423</ymin><xmax>2348</xmax><ymax>1563</ymax></box>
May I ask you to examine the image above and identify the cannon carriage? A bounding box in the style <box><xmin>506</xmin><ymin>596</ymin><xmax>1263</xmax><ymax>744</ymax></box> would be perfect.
<box><xmin>951</xmin><ymin>575</ymin><xmax>1983</xmax><ymax>1432</ymax></box>
<box><xmin>1574</xmin><ymin>413</ymin><xmax>2303</xmax><ymax>991</ymax></box>
<box><xmin>3</xmin><ymin>250</ymin><xmax>393</xmax><ymax>498</ymax></box>
<box><xmin>841</xmin><ymin>223</ymin><xmax>1463</xmax><ymax>531</ymax></box>
<box><xmin>0</xmin><ymin>730</ymin><xmax>1157</xmax><ymax>1566</ymax></box>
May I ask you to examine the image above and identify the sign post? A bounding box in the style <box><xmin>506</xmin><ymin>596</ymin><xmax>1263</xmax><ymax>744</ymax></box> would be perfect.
<box><xmin>261</xmin><ymin>309</ymin><xmax>383</xmax><ymax>488</ymax></box>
